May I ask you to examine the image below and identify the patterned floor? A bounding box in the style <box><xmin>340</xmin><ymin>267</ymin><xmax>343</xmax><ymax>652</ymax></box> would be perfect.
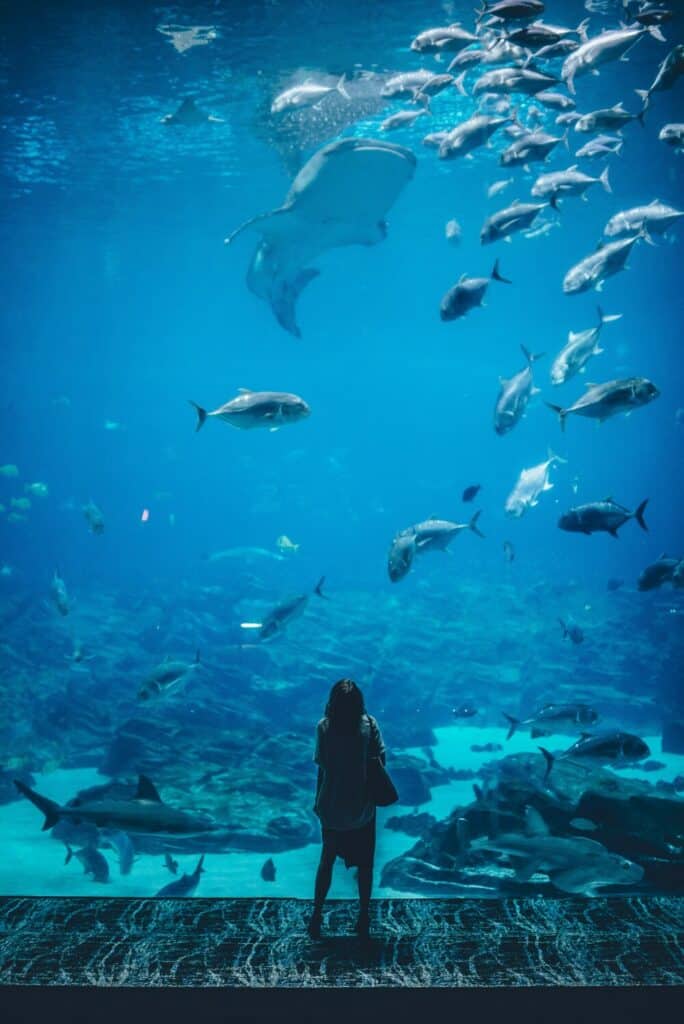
<box><xmin>1</xmin><ymin>896</ymin><xmax>683</xmax><ymax>988</ymax></box>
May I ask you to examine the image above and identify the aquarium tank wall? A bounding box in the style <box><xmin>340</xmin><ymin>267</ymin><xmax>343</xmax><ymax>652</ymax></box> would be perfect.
<box><xmin>0</xmin><ymin>0</ymin><xmax>683</xmax><ymax>901</ymax></box>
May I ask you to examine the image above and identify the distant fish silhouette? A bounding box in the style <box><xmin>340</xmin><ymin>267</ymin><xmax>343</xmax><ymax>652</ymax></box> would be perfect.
<box><xmin>462</xmin><ymin>484</ymin><xmax>481</xmax><ymax>503</ymax></box>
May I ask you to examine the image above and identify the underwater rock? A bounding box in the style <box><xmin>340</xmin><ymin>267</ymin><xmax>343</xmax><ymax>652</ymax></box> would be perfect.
<box><xmin>266</xmin><ymin>814</ymin><xmax>314</xmax><ymax>843</ymax></box>
<box><xmin>389</xmin><ymin>758</ymin><xmax>433</xmax><ymax>807</ymax></box>
<box><xmin>662</xmin><ymin>717</ymin><xmax>684</xmax><ymax>755</ymax></box>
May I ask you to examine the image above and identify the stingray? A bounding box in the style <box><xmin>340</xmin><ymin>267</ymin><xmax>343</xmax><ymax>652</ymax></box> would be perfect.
<box><xmin>224</xmin><ymin>137</ymin><xmax>416</xmax><ymax>337</ymax></box>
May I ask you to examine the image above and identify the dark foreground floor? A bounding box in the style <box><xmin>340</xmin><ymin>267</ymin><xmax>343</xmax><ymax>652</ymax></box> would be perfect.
<box><xmin>1</xmin><ymin>895</ymin><xmax>683</xmax><ymax>988</ymax></box>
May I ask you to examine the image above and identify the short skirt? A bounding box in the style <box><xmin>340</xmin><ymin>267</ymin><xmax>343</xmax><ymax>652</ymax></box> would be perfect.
<box><xmin>321</xmin><ymin>814</ymin><xmax>376</xmax><ymax>869</ymax></box>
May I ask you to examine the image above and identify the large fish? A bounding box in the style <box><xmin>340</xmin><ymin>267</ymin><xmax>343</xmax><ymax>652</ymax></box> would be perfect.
<box><xmin>404</xmin><ymin>511</ymin><xmax>485</xmax><ymax>554</ymax></box>
<box><xmin>558</xmin><ymin>498</ymin><xmax>649</xmax><ymax>537</ymax></box>
<box><xmin>473</xmin><ymin>67</ymin><xmax>558</xmax><ymax>97</ymax></box>
<box><xmin>252</xmin><ymin>578</ymin><xmax>327</xmax><ymax>641</ymax></box>
<box><xmin>573</xmin><ymin>102</ymin><xmax>644</xmax><ymax>133</ymax></box>
<box><xmin>636</xmin><ymin>44</ymin><xmax>684</xmax><ymax>110</ymax></box>
<box><xmin>471</xmin><ymin>806</ymin><xmax>643</xmax><ymax>896</ymax></box>
<box><xmin>477</xmin><ymin>1</ymin><xmax>545</xmax><ymax>23</ymax></box>
<box><xmin>437</xmin><ymin>114</ymin><xmax>508</xmax><ymax>160</ymax></box>
<box><xmin>659</xmin><ymin>123</ymin><xmax>684</xmax><ymax>152</ymax></box>
<box><xmin>493</xmin><ymin>345</ymin><xmax>543</xmax><ymax>436</ymax></box>
<box><xmin>562</xmin><ymin>24</ymin><xmax>665</xmax><ymax>94</ymax></box>
<box><xmin>500</xmin><ymin>130</ymin><xmax>567</xmax><ymax>167</ymax></box>
<box><xmin>532</xmin><ymin>165</ymin><xmax>611</xmax><ymax>202</ymax></box>
<box><xmin>562</xmin><ymin>235</ymin><xmax>643</xmax><ymax>294</ymax></box>
<box><xmin>190</xmin><ymin>390</ymin><xmax>310</xmax><ymax>431</ymax></box>
<box><xmin>503</xmin><ymin>703</ymin><xmax>599</xmax><ymax>740</ymax></box>
<box><xmin>440</xmin><ymin>259</ymin><xmax>511</xmax><ymax>320</ymax></box>
<box><xmin>138</xmin><ymin>651</ymin><xmax>201</xmax><ymax>701</ymax></box>
<box><xmin>225</xmin><ymin>138</ymin><xmax>416</xmax><ymax>337</ymax></box>
<box><xmin>15</xmin><ymin>775</ymin><xmax>220</xmax><ymax>837</ymax></box>
<box><xmin>505</xmin><ymin>450</ymin><xmax>566</xmax><ymax>518</ymax></box>
<box><xmin>637</xmin><ymin>554</ymin><xmax>683</xmax><ymax>591</ymax></box>
<box><xmin>603</xmin><ymin>200</ymin><xmax>684</xmax><ymax>240</ymax></box>
<box><xmin>410</xmin><ymin>24</ymin><xmax>478</xmax><ymax>53</ymax></box>
<box><xmin>540</xmin><ymin>731</ymin><xmax>650</xmax><ymax>778</ymax></box>
<box><xmin>154</xmin><ymin>855</ymin><xmax>205</xmax><ymax>897</ymax></box>
<box><xmin>545</xmin><ymin>377</ymin><xmax>659</xmax><ymax>430</ymax></box>
<box><xmin>387</xmin><ymin>532</ymin><xmax>417</xmax><ymax>583</ymax></box>
<box><xmin>549</xmin><ymin>306</ymin><xmax>621</xmax><ymax>385</ymax></box>
<box><xmin>481</xmin><ymin>198</ymin><xmax>558</xmax><ymax>244</ymax></box>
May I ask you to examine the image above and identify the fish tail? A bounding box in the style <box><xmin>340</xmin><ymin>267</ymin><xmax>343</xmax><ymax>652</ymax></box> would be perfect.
<box><xmin>195</xmin><ymin>854</ymin><xmax>206</xmax><ymax>876</ymax></box>
<box><xmin>539</xmin><ymin>746</ymin><xmax>555</xmax><ymax>781</ymax></box>
<box><xmin>635</xmin><ymin>499</ymin><xmax>649</xmax><ymax>532</ymax></box>
<box><xmin>314</xmin><ymin>576</ymin><xmax>328</xmax><ymax>599</ymax></box>
<box><xmin>491</xmin><ymin>259</ymin><xmax>511</xmax><ymax>284</ymax></box>
<box><xmin>635</xmin><ymin>89</ymin><xmax>650</xmax><ymax>118</ymax></box>
<box><xmin>453</xmin><ymin>70</ymin><xmax>468</xmax><ymax>97</ymax></box>
<box><xmin>469</xmin><ymin>510</ymin><xmax>485</xmax><ymax>539</ymax></box>
<box><xmin>599</xmin><ymin>166</ymin><xmax>612</xmax><ymax>194</ymax></box>
<box><xmin>549</xmin><ymin>195</ymin><xmax>560</xmax><ymax>212</ymax></box>
<box><xmin>64</xmin><ymin>844</ymin><xmax>73</xmax><ymax>865</ymax></box>
<box><xmin>521</xmin><ymin>344</ymin><xmax>544</xmax><ymax>365</ymax></box>
<box><xmin>648</xmin><ymin>25</ymin><xmax>666</xmax><ymax>43</ymax></box>
<box><xmin>189</xmin><ymin>401</ymin><xmax>208</xmax><ymax>432</ymax></box>
<box><xmin>545</xmin><ymin>403</ymin><xmax>566</xmax><ymax>431</ymax></box>
<box><xmin>503</xmin><ymin>713</ymin><xmax>519</xmax><ymax>741</ymax></box>
<box><xmin>14</xmin><ymin>779</ymin><xmax>61</xmax><ymax>831</ymax></box>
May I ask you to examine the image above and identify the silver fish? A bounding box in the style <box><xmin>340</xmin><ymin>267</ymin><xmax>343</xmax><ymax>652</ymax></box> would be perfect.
<box><xmin>440</xmin><ymin>259</ymin><xmax>511</xmax><ymax>320</ymax></box>
<box><xmin>562</xmin><ymin>24</ymin><xmax>666</xmax><ymax>94</ymax></box>
<box><xmin>532</xmin><ymin>164</ymin><xmax>611</xmax><ymax>201</ymax></box>
<box><xmin>481</xmin><ymin>198</ymin><xmax>558</xmax><ymax>244</ymax></box>
<box><xmin>562</xmin><ymin>235</ymin><xmax>643</xmax><ymax>294</ymax></box>
<box><xmin>550</xmin><ymin>306</ymin><xmax>621</xmax><ymax>385</ymax></box>
<box><xmin>190</xmin><ymin>389</ymin><xmax>310</xmax><ymax>432</ymax></box>
<box><xmin>494</xmin><ymin>345</ymin><xmax>543</xmax><ymax>436</ymax></box>
<box><xmin>545</xmin><ymin>377</ymin><xmax>660</xmax><ymax>430</ymax></box>
<box><xmin>603</xmin><ymin>200</ymin><xmax>684</xmax><ymax>239</ymax></box>
<box><xmin>505</xmin><ymin>450</ymin><xmax>566</xmax><ymax>518</ymax></box>
<box><xmin>438</xmin><ymin>114</ymin><xmax>508</xmax><ymax>160</ymax></box>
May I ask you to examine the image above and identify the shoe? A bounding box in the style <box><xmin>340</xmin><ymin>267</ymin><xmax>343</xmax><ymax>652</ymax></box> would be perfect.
<box><xmin>307</xmin><ymin>910</ymin><xmax>322</xmax><ymax>939</ymax></box>
<box><xmin>355</xmin><ymin>911</ymin><xmax>370</xmax><ymax>940</ymax></box>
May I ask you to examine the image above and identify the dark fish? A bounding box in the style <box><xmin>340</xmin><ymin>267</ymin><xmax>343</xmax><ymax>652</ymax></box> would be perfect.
<box><xmin>540</xmin><ymin>731</ymin><xmax>650</xmax><ymax>779</ymax></box>
<box><xmin>503</xmin><ymin>540</ymin><xmax>515</xmax><ymax>562</ymax></box>
<box><xmin>387</xmin><ymin>532</ymin><xmax>416</xmax><ymax>583</ymax></box>
<box><xmin>440</xmin><ymin>260</ymin><xmax>511</xmax><ymax>321</ymax></box>
<box><xmin>65</xmin><ymin>843</ymin><xmax>109</xmax><ymax>883</ymax></box>
<box><xmin>504</xmin><ymin>703</ymin><xmax>599</xmax><ymax>740</ymax></box>
<box><xmin>637</xmin><ymin>554</ymin><xmax>682</xmax><ymax>591</ymax></box>
<box><xmin>83</xmin><ymin>501</ymin><xmax>105</xmax><ymax>535</ymax></box>
<box><xmin>471</xmin><ymin>742</ymin><xmax>502</xmax><ymax>753</ymax></box>
<box><xmin>558</xmin><ymin>498</ymin><xmax>648</xmax><ymax>538</ymax></box>
<box><xmin>15</xmin><ymin>775</ymin><xmax>220</xmax><ymax>837</ymax></box>
<box><xmin>462</xmin><ymin>485</ymin><xmax>481</xmax><ymax>503</ymax></box>
<box><xmin>257</xmin><ymin>577</ymin><xmax>327</xmax><ymax>640</ymax></box>
<box><xmin>452</xmin><ymin>704</ymin><xmax>478</xmax><ymax>719</ymax></box>
<box><xmin>154</xmin><ymin>855</ymin><xmax>205</xmax><ymax>897</ymax></box>
<box><xmin>164</xmin><ymin>853</ymin><xmax>179</xmax><ymax>874</ymax></box>
<box><xmin>261</xmin><ymin>857</ymin><xmax>276</xmax><ymax>882</ymax></box>
<box><xmin>559</xmin><ymin>618</ymin><xmax>584</xmax><ymax>644</ymax></box>
<box><xmin>546</xmin><ymin>378</ymin><xmax>660</xmax><ymax>430</ymax></box>
<box><xmin>606</xmin><ymin>577</ymin><xmax>624</xmax><ymax>591</ymax></box>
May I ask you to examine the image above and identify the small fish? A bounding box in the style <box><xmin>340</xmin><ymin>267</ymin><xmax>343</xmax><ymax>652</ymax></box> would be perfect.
<box><xmin>380</xmin><ymin>108</ymin><xmax>428</xmax><ymax>132</ymax></box>
<box><xmin>11</xmin><ymin>497</ymin><xmax>31</xmax><ymax>511</ymax></box>
<box><xmin>445</xmin><ymin>219</ymin><xmax>462</xmax><ymax>245</ymax></box>
<box><xmin>24</xmin><ymin>482</ymin><xmax>48</xmax><ymax>498</ymax></box>
<box><xmin>606</xmin><ymin>577</ymin><xmax>624</xmax><ymax>591</ymax></box>
<box><xmin>160</xmin><ymin>97</ymin><xmax>223</xmax><ymax>125</ymax></box>
<box><xmin>65</xmin><ymin>843</ymin><xmax>109</xmax><ymax>883</ymax></box>
<box><xmin>164</xmin><ymin>853</ymin><xmax>179</xmax><ymax>875</ymax></box>
<box><xmin>276</xmin><ymin>535</ymin><xmax>299</xmax><ymax>554</ymax></box>
<box><xmin>255</xmin><ymin>578</ymin><xmax>328</xmax><ymax>641</ymax></box>
<box><xmin>452</xmin><ymin>704</ymin><xmax>478</xmax><ymax>719</ymax></box>
<box><xmin>138</xmin><ymin>651</ymin><xmax>201</xmax><ymax>701</ymax></box>
<box><xmin>83</xmin><ymin>501</ymin><xmax>105</xmax><ymax>535</ymax></box>
<box><xmin>659</xmin><ymin>123</ymin><xmax>684</xmax><ymax>152</ymax></box>
<box><xmin>487</xmin><ymin>178</ymin><xmax>513</xmax><ymax>198</ymax></box>
<box><xmin>503</xmin><ymin>540</ymin><xmax>515</xmax><ymax>563</ymax></box>
<box><xmin>0</xmin><ymin>464</ymin><xmax>19</xmax><ymax>477</ymax></box>
<box><xmin>51</xmin><ymin>571</ymin><xmax>70</xmax><ymax>616</ymax></box>
<box><xmin>462</xmin><ymin>484</ymin><xmax>481</xmax><ymax>503</ymax></box>
<box><xmin>260</xmin><ymin>857</ymin><xmax>276</xmax><ymax>882</ymax></box>
<box><xmin>559</xmin><ymin>618</ymin><xmax>584</xmax><ymax>645</ymax></box>
<box><xmin>104</xmin><ymin>420</ymin><xmax>123</xmax><ymax>431</ymax></box>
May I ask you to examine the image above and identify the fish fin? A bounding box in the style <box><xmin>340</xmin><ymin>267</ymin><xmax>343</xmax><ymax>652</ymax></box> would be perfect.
<box><xmin>13</xmin><ymin>779</ymin><xmax>61</xmax><ymax>831</ymax></box>
<box><xmin>237</xmin><ymin>387</ymin><xmax>254</xmax><ymax>394</ymax></box>
<box><xmin>468</xmin><ymin>510</ymin><xmax>485</xmax><ymax>539</ymax></box>
<box><xmin>453</xmin><ymin>71</ymin><xmax>468</xmax><ymax>96</ymax></box>
<box><xmin>503</xmin><ymin>713</ymin><xmax>519</xmax><ymax>741</ymax></box>
<box><xmin>491</xmin><ymin>259</ymin><xmax>511</xmax><ymax>284</ymax></box>
<box><xmin>524</xmin><ymin>806</ymin><xmax>549</xmax><ymax>837</ymax></box>
<box><xmin>136</xmin><ymin>775</ymin><xmax>163</xmax><ymax>803</ymax></box>
<box><xmin>608</xmin><ymin>528</ymin><xmax>619</xmax><ymax>539</ymax></box>
<box><xmin>539</xmin><ymin>746</ymin><xmax>554</xmax><ymax>781</ymax></box>
<box><xmin>314</xmin><ymin>576</ymin><xmax>328</xmax><ymax>599</ymax></box>
<box><xmin>599</xmin><ymin>166</ymin><xmax>611</xmax><ymax>194</ymax></box>
<box><xmin>224</xmin><ymin>206</ymin><xmax>291</xmax><ymax>245</ymax></box>
<box><xmin>472</xmin><ymin>783</ymin><xmax>484</xmax><ymax>803</ymax></box>
<box><xmin>530</xmin><ymin>727</ymin><xmax>547</xmax><ymax>740</ymax></box>
<box><xmin>547</xmin><ymin>446</ymin><xmax>567</xmax><ymax>465</ymax></box>
<box><xmin>521</xmin><ymin>344</ymin><xmax>544</xmax><ymax>365</ymax></box>
<box><xmin>188</xmin><ymin>401</ymin><xmax>207</xmax><ymax>432</ymax></box>
<box><xmin>635</xmin><ymin>499</ymin><xmax>648</xmax><ymax>532</ymax></box>
<box><xmin>273</xmin><ymin>267</ymin><xmax>321</xmax><ymax>338</ymax></box>
<box><xmin>648</xmin><ymin>25</ymin><xmax>666</xmax><ymax>43</ymax></box>
<box><xmin>336</xmin><ymin>74</ymin><xmax>350</xmax><ymax>100</ymax></box>
<box><xmin>545</xmin><ymin>402</ymin><xmax>566</xmax><ymax>431</ymax></box>
<box><xmin>595</xmin><ymin>280</ymin><xmax>604</xmax><ymax>293</ymax></box>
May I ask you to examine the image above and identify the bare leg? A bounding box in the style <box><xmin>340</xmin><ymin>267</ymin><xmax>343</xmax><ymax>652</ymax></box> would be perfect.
<box><xmin>309</xmin><ymin>847</ymin><xmax>334</xmax><ymax>937</ymax></box>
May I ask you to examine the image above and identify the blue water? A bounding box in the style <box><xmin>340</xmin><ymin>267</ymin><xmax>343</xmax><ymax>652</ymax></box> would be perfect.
<box><xmin>1</xmin><ymin>0</ymin><xmax>683</xmax><ymax>899</ymax></box>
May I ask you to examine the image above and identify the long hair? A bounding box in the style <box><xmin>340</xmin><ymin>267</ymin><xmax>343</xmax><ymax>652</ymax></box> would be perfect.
<box><xmin>325</xmin><ymin>678</ymin><xmax>365</xmax><ymax>734</ymax></box>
